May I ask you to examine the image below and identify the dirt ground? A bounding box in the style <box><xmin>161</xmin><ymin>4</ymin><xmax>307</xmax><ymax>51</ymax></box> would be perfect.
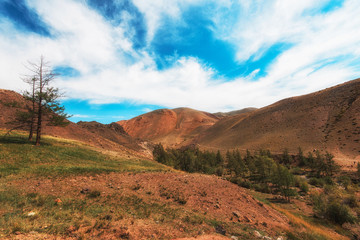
<box><xmin>9</xmin><ymin>172</ymin><xmax>290</xmax><ymax>239</ymax></box>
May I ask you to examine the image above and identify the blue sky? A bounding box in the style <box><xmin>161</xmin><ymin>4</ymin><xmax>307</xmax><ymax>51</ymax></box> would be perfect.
<box><xmin>1</xmin><ymin>0</ymin><xmax>360</xmax><ymax>123</ymax></box>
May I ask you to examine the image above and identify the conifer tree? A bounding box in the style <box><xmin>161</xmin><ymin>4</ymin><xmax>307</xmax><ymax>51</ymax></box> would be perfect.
<box><xmin>24</xmin><ymin>56</ymin><xmax>69</xmax><ymax>146</ymax></box>
<box><xmin>12</xmin><ymin>56</ymin><xmax>70</xmax><ymax>145</ymax></box>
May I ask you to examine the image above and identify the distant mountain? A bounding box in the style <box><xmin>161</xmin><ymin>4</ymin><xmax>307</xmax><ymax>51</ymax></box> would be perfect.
<box><xmin>213</xmin><ymin>108</ymin><xmax>258</xmax><ymax>118</ymax></box>
<box><xmin>0</xmin><ymin>89</ymin><xmax>148</xmax><ymax>158</ymax></box>
<box><xmin>2</xmin><ymin>78</ymin><xmax>360</xmax><ymax>163</ymax></box>
<box><xmin>117</xmin><ymin>108</ymin><xmax>219</xmax><ymax>147</ymax></box>
<box><xmin>197</xmin><ymin>78</ymin><xmax>360</xmax><ymax>162</ymax></box>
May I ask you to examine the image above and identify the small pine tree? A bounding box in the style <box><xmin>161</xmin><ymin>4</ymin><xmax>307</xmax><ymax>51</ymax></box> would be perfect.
<box><xmin>216</xmin><ymin>150</ymin><xmax>224</xmax><ymax>166</ymax></box>
<box><xmin>153</xmin><ymin>143</ymin><xmax>167</xmax><ymax>164</ymax></box>
<box><xmin>272</xmin><ymin>164</ymin><xmax>295</xmax><ymax>202</ymax></box>
<box><xmin>281</xmin><ymin>148</ymin><xmax>291</xmax><ymax>165</ymax></box>
<box><xmin>324</xmin><ymin>152</ymin><xmax>338</xmax><ymax>177</ymax></box>
<box><xmin>297</xmin><ymin>147</ymin><xmax>307</xmax><ymax>166</ymax></box>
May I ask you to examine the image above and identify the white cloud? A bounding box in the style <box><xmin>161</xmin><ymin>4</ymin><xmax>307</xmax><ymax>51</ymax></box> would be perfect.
<box><xmin>0</xmin><ymin>0</ymin><xmax>360</xmax><ymax>115</ymax></box>
<box><xmin>72</xmin><ymin>114</ymin><xmax>94</xmax><ymax>118</ymax></box>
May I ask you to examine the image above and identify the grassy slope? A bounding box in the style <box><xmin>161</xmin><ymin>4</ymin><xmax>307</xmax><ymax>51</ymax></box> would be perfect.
<box><xmin>0</xmin><ymin>132</ymin><xmax>255</xmax><ymax>239</ymax></box>
<box><xmin>0</xmin><ymin>131</ymin><xmax>354</xmax><ymax>239</ymax></box>
<box><xmin>0</xmin><ymin>131</ymin><xmax>171</xmax><ymax>238</ymax></box>
<box><xmin>0</xmin><ymin>131</ymin><xmax>165</xmax><ymax>178</ymax></box>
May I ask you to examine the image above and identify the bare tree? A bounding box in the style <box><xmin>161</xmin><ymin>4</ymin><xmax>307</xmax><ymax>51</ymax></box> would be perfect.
<box><xmin>22</xmin><ymin>77</ymin><xmax>37</xmax><ymax>141</ymax></box>
<box><xmin>10</xmin><ymin>56</ymin><xmax>70</xmax><ymax>145</ymax></box>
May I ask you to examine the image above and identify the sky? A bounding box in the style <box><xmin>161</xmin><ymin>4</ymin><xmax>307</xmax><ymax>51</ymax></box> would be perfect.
<box><xmin>1</xmin><ymin>0</ymin><xmax>360</xmax><ymax>123</ymax></box>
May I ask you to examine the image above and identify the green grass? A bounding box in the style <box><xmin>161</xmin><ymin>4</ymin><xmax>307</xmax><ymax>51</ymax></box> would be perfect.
<box><xmin>0</xmin><ymin>131</ymin><xmax>167</xmax><ymax>178</ymax></box>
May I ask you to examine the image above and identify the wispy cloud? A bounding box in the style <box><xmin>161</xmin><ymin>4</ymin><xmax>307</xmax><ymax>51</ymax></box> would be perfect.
<box><xmin>71</xmin><ymin>114</ymin><xmax>94</xmax><ymax>118</ymax></box>
<box><xmin>0</xmin><ymin>0</ymin><xmax>359</xmax><ymax>117</ymax></box>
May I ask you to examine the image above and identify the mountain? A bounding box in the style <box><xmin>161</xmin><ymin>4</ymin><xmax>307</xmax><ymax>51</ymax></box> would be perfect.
<box><xmin>117</xmin><ymin>107</ymin><xmax>219</xmax><ymax>147</ymax></box>
<box><xmin>2</xmin><ymin>78</ymin><xmax>360</xmax><ymax>162</ymax></box>
<box><xmin>197</xmin><ymin>78</ymin><xmax>360</xmax><ymax>162</ymax></box>
<box><xmin>213</xmin><ymin>107</ymin><xmax>258</xmax><ymax>118</ymax></box>
<box><xmin>0</xmin><ymin>89</ymin><xmax>148</xmax><ymax>158</ymax></box>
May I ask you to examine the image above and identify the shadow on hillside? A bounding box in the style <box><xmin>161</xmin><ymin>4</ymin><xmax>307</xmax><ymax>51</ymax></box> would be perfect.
<box><xmin>0</xmin><ymin>135</ymin><xmax>50</xmax><ymax>146</ymax></box>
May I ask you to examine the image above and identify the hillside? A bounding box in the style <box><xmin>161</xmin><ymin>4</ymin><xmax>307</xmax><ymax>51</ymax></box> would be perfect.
<box><xmin>0</xmin><ymin>131</ymin><xmax>291</xmax><ymax>239</ymax></box>
<box><xmin>197</xmin><ymin>78</ymin><xmax>360</xmax><ymax>163</ymax></box>
<box><xmin>117</xmin><ymin>107</ymin><xmax>219</xmax><ymax>147</ymax></box>
<box><xmin>213</xmin><ymin>108</ymin><xmax>258</xmax><ymax>118</ymax></box>
<box><xmin>0</xmin><ymin>89</ymin><xmax>148</xmax><ymax>158</ymax></box>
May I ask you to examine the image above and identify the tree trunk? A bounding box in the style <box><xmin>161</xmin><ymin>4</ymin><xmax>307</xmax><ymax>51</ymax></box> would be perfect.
<box><xmin>35</xmin><ymin>58</ymin><xmax>43</xmax><ymax>146</ymax></box>
<box><xmin>28</xmin><ymin>78</ymin><xmax>36</xmax><ymax>141</ymax></box>
<box><xmin>35</xmin><ymin>98</ymin><xmax>42</xmax><ymax>146</ymax></box>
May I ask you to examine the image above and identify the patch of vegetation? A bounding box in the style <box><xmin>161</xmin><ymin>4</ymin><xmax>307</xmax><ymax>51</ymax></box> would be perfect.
<box><xmin>0</xmin><ymin>131</ymin><xmax>167</xmax><ymax>178</ymax></box>
<box><xmin>2</xmin><ymin>100</ymin><xmax>22</xmax><ymax>108</ymax></box>
<box><xmin>286</xmin><ymin>231</ymin><xmax>327</xmax><ymax>240</ymax></box>
<box><xmin>311</xmin><ymin>192</ymin><xmax>357</xmax><ymax>225</ymax></box>
<box><xmin>154</xmin><ymin>144</ymin><xmax>360</xmax><ymax>238</ymax></box>
<box><xmin>154</xmin><ymin>145</ymin><xmax>298</xmax><ymax>202</ymax></box>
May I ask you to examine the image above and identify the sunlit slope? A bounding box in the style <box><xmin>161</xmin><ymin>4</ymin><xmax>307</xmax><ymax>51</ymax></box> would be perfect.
<box><xmin>197</xmin><ymin>78</ymin><xmax>360</xmax><ymax>160</ymax></box>
<box><xmin>0</xmin><ymin>89</ymin><xmax>146</xmax><ymax>157</ymax></box>
<box><xmin>117</xmin><ymin>107</ymin><xmax>220</xmax><ymax>147</ymax></box>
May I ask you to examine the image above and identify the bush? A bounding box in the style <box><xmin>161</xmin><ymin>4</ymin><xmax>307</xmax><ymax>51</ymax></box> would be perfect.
<box><xmin>238</xmin><ymin>180</ymin><xmax>253</xmax><ymax>189</ymax></box>
<box><xmin>338</xmin><ymin>175</ymin><xmax>352</xmax><ymax>190</ymax></box>
<box><xmin>323</xmin><ymin>176</ymin><xmax>334</xmax><ymax>185</ymax></box>
<box><xmin>253</xmin><ymin>183</ymin><xmax>271</xmax><ymax>193</ymax></box>
<box><xmin>299</xmin><ymin>181</ymin><xmax>309</xmax><ymax>193</ymax></box>
<box><xmin>290</xmin><ymin>167</ymin><xmax>303</xmax><ymax>175</ymax></box>
<box><xmin>312</xmin><ymin>193</ymin><xmax>356</xmax><ymax>225</ymax></box>
<box><xmin>344</xmin><ymin>195</ymin><xmax>358</xmax><ymax>208</ymax></box>
<box><xmin>215</xmin><ymin>166</ymin><xmax>224</xmax><ymax>176</ymax></box>
<box><xmin>309</xmin><ymin>178</ymin><xmax>325</xmax><ymax>187</ymax></box>
<box><xmin>294</xmin><ymin>176</ymin><xmax>309</xmax><ymax>193</ymax></box>
<box><xmin>325</xmin><ymin>201</ymin><xmax>355</xmax><ymax>225</ymax></box>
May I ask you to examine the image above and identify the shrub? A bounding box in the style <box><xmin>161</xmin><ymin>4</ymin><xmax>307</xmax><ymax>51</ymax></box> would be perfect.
<box><xmin>253</xmin><ymin>183</ymin><xmax>271</xmax><ymax>193</ymax></box>
<box><xmin>299</xmin><ymin>181</ymin><xmax>309</xmax><ymax>193</ymax></box>
<box><xmin>309</xmin><ymin>178</ymin><xmax>325</xmax><ymax>187</ymax></box>
<box><xmin>337</xmin><ymin>175</ymin><xmax>351</xmax><ymax>190</ymax></box>
<box><xmin>323</xmin><ymin>176</ymin><xmax>334</xmax><ymax>185</ymax></box>
<box><xmin>238</xmin><ymin>180</ymin><xmax>252</xmax><ymax>189</ymax></box>
<box><xmin>215</xmin><ymin>166</ymin><xmax>224</xmax><ymax>176</ymax></box>
<box><xmin>325</xmin><ymin>201</ymin><xmax>355</xmax><ymax>225</ymax></box>
<box><xmin>311</xmin><ymin>193</ymin><xmax>356</xmax><ymax>225</ymax></box>
<box><xmin>344</xmin><ymin>195</ymin><xmax>358</xmax><ymax>208</ymax></box>
<box><xmin>290</xmin><ymin>167</ymin><xmax>303</xmax><ymax>175</ymax></box>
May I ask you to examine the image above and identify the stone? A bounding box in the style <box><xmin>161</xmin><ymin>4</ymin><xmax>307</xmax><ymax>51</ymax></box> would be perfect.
<box><xmin>215</xmin><ymin>225</ymin><xmax>226</xmax><ymax>235</ymax></box>
<box><xmin>27</xmin><ymin>211</ymin><xmax>36</xmax><ymax>217</ymax></box>
<box><xmin>243</xmin><ymin>216</ymin><xmax>252</xmax><ymax>222</ymax></box>
<box><xmin>232</xmin><ymin>211</ymin><xmax>241</xmax><ymax>218</ymax></box>
<box><xmin>254</xmin><ymin>230</ymin><xmax>262</xmax><ymax>238</ymax></box>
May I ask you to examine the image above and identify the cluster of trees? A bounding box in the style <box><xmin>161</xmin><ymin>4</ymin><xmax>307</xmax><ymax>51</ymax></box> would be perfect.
<box><xmin>153</xmin><ymin>145</ymin><xmax>345</xmax><ymax>203</ymax></box>
<box><xmin>153</xmin><ymin>144</ymin><xmax>224</xmax><ymax>175</ymax></box>
<box><xmin>153</xmin><ymin>144</ymin><xmax>298</xmax><ymax>201</ymax></box>
<box><xmin>8</xmin><ymin>56</ymin><xmax>69</xmax><ymax>145</ymax></box>
<box><xmin>297</xmin><ymin>148</ymin><xmax>339</xmax><ymax>177</ymax></box>
<box><xmin>225</xmin><ymin>150</ymin><xmax>296</xmax><ymax>202</ymax></box>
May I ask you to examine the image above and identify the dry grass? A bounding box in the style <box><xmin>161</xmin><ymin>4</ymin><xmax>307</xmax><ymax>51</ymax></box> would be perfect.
<box><xmin>271</xmin><ymin>204</ymin><xmax>350</xmax><ymax>240</ymax></box>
